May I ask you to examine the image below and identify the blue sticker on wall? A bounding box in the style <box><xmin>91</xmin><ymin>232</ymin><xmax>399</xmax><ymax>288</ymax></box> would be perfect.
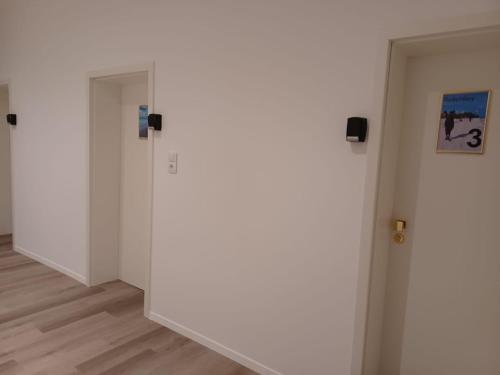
<box><xmin>139</xmin><ymin>105</ymin><xmax>148</xmax><ymax>138</ymax></box>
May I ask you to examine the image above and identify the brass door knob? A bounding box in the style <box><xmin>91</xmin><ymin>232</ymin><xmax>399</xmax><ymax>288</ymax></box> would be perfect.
<box><xmin>393</xmin><ymin>219</ymin><xmax>407</xmax><ymax>244</ymax></box>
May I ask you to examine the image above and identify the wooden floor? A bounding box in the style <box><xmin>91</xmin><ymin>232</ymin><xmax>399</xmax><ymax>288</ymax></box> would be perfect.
<box><xmin>0</xmin><ymin>235</ymin><xmax>256</xmax><ymax>375</ymax></box>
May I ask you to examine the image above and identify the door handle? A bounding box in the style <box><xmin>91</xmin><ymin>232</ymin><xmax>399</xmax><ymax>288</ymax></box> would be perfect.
<box><xmin>393</xmin><ymin>219</ymin><xmax>406</xmax><ymax>244</ymax></box>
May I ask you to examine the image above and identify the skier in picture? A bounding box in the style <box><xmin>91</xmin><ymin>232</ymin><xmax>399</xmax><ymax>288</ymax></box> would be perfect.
<box><xmin>444</xmin><ymin>111</ymin><xmax>455</xmax><ymax>141</ymax></box>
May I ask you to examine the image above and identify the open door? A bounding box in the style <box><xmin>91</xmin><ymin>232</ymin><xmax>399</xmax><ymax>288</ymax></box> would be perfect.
<box><xmin>0</xmin><ymin>84</ymin><xmax>12</xmax><ymax>244</ymax></box>
<box><xmin>88</xmin><ymin>64</ymin><xmax>155</xmax><ymax>316</ymax></box>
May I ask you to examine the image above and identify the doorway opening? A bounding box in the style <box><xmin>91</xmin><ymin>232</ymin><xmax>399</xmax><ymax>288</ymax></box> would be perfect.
<box><xmin>362</xmin><ymin>27</ymin><xmax>500</xmax><ymax>375</ymax></box>
<box><xmin>0</xmin><ymin>84</ymin><xmax>13</xmax><ymax>248</ymax></box>
<box><xmin>88</xmin><ymin>65</ymin><xmax>154</xmax><ymax>316</ymax></box>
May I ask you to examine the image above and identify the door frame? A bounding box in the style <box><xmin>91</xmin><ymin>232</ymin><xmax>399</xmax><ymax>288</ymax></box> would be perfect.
<box><xmin>0</xmin><ymin>80</ymin><xmax>15</xmax><ymax>243</ymax></box>
<box><xmin>351</xmin><ymin>12</ymin><xmax>500</xmax><ymax>375</ymax></box>
<box><xmin>86</xmin><ymin>63</ymin><xmax>155</xmax><ymax>317</ymax></box>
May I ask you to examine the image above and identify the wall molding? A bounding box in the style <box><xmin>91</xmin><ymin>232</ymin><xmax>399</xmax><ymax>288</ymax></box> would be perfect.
<box><xmin>14</xmin><ymin>245</ymin><xmax>87</xmax><ymax>285</ymax></box>
<box><xmin>149</xmin><ymin>311</ymin><xmax>282</xmax><ymax>375</ymax></box>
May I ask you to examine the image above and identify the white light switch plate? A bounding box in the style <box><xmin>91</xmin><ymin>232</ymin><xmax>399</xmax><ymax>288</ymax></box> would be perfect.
<box><xmin>168</xmin><ymin>151</ymin><xmax>178</xmax><ymax>174</ymax></box>
<box><xmin>168</xmin><ymin>151</ymin><xmax>177</xmax><ymax>162</ymax></box>
<box><xmin>168</xmin><ymin>161</ymin><xmax>177</xmax><ymax>174</ymax></box>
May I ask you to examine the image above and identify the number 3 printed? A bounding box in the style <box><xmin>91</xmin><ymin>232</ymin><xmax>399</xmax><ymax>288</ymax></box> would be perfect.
<box><xmin>467</xmin><ymin>129</ymin><xmax>482</xmax><ymax>148</ymax></box>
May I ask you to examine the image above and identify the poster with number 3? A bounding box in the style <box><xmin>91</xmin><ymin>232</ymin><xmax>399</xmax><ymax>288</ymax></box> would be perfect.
<box><xmin>437</xmin><ymin>90</ymin><xmax>491</xmax><ymax>154</ymax></box>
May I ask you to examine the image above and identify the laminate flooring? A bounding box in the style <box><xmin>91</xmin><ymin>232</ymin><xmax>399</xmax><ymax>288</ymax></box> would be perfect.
<box><xmin>0</xmin><ymin>235</ymin><xmax>257</xmax><ymax>375</ymax></box>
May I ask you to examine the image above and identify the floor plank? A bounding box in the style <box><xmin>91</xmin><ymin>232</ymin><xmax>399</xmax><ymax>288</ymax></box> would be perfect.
<box><xmin>0</xmin><ymin>237</ymin><xmax>257</xmax><ymax>374</ymax></box>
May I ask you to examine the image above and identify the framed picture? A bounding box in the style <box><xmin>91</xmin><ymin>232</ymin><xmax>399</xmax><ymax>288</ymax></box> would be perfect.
<box><xmin>139</xmin><ymin>104</ymin><xmax>148</xmax><ymax>138</ymax></box>
<box><xmin>437</xmin><ymin>90</ymin><xmax>491</xmax><ymax>154</ymax></box>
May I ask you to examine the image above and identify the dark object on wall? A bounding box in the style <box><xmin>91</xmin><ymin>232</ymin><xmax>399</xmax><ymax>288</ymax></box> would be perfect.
<box><xmin>346</xmin><ymin>117</ymin><xmax>367</xmax><ymax>142</ymax></box>
<box><xmin>148</xmin><ymin>113</ymin><xmax>162</xmax><ymax>131</ymax></box>
<box><xmin>6</xmin><ymin>114</ymin><xmax>16</xmax><ymax>126</ymax></box>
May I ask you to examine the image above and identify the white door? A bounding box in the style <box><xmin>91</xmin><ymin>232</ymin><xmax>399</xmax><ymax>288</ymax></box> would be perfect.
<box><xmin>0</xmin><ymin>86</ymin><xmax>12</xmax><ymax>236</ymax></box>
<box><xmin>384</xmin><ymin>47</ymin><xmax>500</xmax><ymax>374</ymax></box>
<box><xmin>119</xmin><ymin>77</ymin><xmax>149</xmax><ymax>290</ymax></box>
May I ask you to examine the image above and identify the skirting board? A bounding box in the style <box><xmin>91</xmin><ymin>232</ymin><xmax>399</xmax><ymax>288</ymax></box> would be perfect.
<box><xmin>14</xmin><ymin>245</ymin><xmax>87</xmax><ymax>285</ymax></box>
<box><xmin>149</xmin><ymin>312</ymin><xmax>282</xmax><ymax>375</ymax></box>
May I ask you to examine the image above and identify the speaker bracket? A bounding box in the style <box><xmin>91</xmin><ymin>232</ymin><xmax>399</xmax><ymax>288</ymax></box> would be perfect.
<box><xmin>148</xmin><ymin>114</ymin><xmax>162</xmax><ymax>131</ymax></box>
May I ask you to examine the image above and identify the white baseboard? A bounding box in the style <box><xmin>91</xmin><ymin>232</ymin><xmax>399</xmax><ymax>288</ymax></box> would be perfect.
<box><xmin>149</xmin><ymin>312</ymin><xmax>282</xmax><ymax>375</ymax></box>
<box><xmin>14</xmin><ymin>245</ymin><xmax>87</xmax><ymax>285</ymax></box>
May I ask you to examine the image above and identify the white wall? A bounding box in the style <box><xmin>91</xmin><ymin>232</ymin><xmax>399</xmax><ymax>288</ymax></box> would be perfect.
<box><xmin>0</xmin><ymin>1</ymin><xmax>498</xmax><ymax>374</ymax></box>
<box><xmin>119</xmin><ymin>78</ymin><xmax>148</xmax><ymax>289</ymax></box>
<box><xmin>0</xmin><ymin>86</ymin><xmax>12</xmax><ymax>235</ymax></box>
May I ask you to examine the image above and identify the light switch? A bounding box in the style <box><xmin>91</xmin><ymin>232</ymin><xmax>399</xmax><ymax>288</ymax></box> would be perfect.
<box><xmin>168</xmin><ymin>151</ymin><xmax>177</xmax><ymax>162</ymax></box>
<box><xmin>168</xmin><ymin>151</ymin><xmax>177</xmax><ymax>174</ymax></box>
<box><xmin>168</xmin><ymin>162</ymin><xmax>177</xmax><ymax>174</ymax></box>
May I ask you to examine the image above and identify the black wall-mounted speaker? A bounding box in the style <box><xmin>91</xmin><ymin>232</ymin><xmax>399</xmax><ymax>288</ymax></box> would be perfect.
<box><xmin>6</xmin><ymin>114</ymin><xmax>16</xmax><ymax>126</ymax></box>
<box><xmin>148</xmin><ymin>114</ymin><xmax>162</xmax><ymax>131</ymax></box>
<box><xmin>346</xmin><ymin>117</ymin><xmax>367</xmax><ymax>142</ymax></box>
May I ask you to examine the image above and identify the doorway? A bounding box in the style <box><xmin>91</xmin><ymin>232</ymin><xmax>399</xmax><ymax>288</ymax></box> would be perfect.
<box><xmin>363</xmin><ymin>28</ymin><xmax>500</xmax><ymax>375</ymax></box>
<box><xmin>0</xmin><ymin>84</ymin><xmax>12</xmax><ymax>244</ymax></box>
<box><xmin>88</xmin><ymin>65</ymin><xmax>154</xmax><ymax>316</ymax></box>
